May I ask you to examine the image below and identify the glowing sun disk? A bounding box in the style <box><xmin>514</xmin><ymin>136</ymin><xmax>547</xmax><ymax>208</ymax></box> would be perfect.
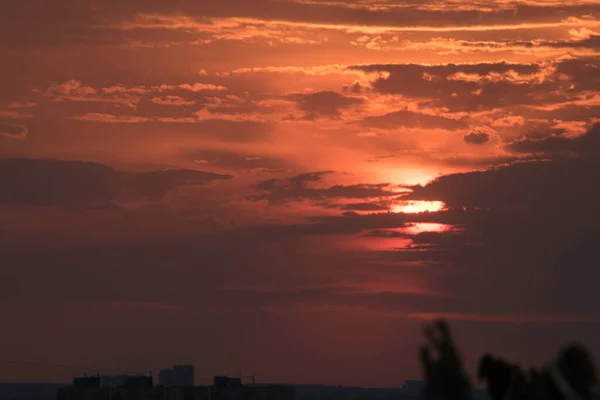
<box><xmin>393</xmin><ymin>200</ymin><xmax>445</xmax><ymax>214</ymax></box>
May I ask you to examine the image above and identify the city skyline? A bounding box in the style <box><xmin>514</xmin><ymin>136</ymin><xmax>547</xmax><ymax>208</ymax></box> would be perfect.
<box><xmin>2</xmin><ymin>0</ymin><xmax>600</xmax><ymax>388</ymax></box>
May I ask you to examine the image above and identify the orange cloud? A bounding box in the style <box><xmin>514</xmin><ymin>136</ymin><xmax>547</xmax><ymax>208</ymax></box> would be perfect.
<box><xmin>0</xmin><ymin>110</ymin><xmax>33</xmax><ymax>119</ymax></box>
<box><xmin>284</xmin><ymin>0</ymin><xmax>600</xmax><ymax>13</ymax></box>
<box><xmin>7</xmin><ymin>101</ymin><xmax>37</xmax><ymax>109</ymax></box>
<box><xmin>114</xmin><ymin>13</ymin><xmax>600</xmax><ymax>37</ymax></box>
<box><xmin>40</xmin><ymin>81</ymin><xmax>227</xmax><ymax>111</ymax></box>
<box><xmin>0</xmin><ymin>122</ymin><xmax>27</xmax><ymax>140</ymax></box>
<box><xmin>72</xmin><ymin>113</ymin><xmax>151</xmax><ymax>123</ymax></box>
<box><xmin>102</xmin><ymin>85</ymin><xmax>152</xmax><ymax>95</ymax></box>
<box><xmin>153</xmin><ymin>83</ymin><xmax>227</xmax><ymax>92</ymax></box>
<box><xmin>151</xmin><ymin>96</ymin><xmax>196</xmax><ymax>106</ymax></box>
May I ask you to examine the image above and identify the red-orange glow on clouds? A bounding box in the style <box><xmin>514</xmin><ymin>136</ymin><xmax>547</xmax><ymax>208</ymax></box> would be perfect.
<box><xmin>392</xmin><ymin>201</ymin><xmax>445</xmax><ymax>214</ymax></box>
<box><xmin>2</xmin><ymin>0</ymin><xmax>600</xmax><ymax>387</ymax></box>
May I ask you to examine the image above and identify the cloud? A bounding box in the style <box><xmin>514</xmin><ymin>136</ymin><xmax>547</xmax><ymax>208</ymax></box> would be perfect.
<box><xmin>404</xmin><ymin>123</ymin><xmax>600</xmax><ymax>209</ymax></box>
<box><xmin>153</xmin><ymin>83</ymin><xmax>227</xmax><ymax>92</ymax></box>
<box><xmin>378</xmin><ymin>34</ymin><xmax>600</xmax><ymax>56</ymax></box>
<box><xmin>348</xmin><ymin>60</ymin><xmax>588</xmax><ymax>112</ymax></box>
<box><xmin>7</xmin><ymin>101</ymin><xmax>37</xmax><ymax>109</ymax></box>
<box><xmin>360</xmin><ymin>110</ymin><xmax>469</xmax><ymax>130</ymax></box>
<box><xmin>0</xmin><ymin>110</ymin><xmax>33</xmax><ymax>119</ymax></box>
<box><xmin>463</xmin><ymin>130</ymin><xmax>490</xmax><ymax>144</ymax></box>
<box><xmin>68</xmin><ymin>111</ymin><xmax>273</xmax><ymax>143</ymax></box>
<box><xmin>3</xmin><ymin>0</ymin><xmax>599</xmax><ymax>51</ymax></box>
<box><xmin>548</xmin><ymin>34</ymin><xmax>600</xmax><ymax>50</ymax></box>
<box><xmin>72</xmin><ymin>113</ymin><xmax>151</xmax><ymax>123</ymax></box>
<box><xmin>0</xmin><ymin>123</ymin><xmax>27</xmax><ymax>140</ymax></box>
<box><xmin>102</xmin><ymin>85</ymin><xmax>152</xmax><ymax>95</ymax></box>
<box><xmin>114</xmin><ymin>12</ymin><xmax>600</xmax><ymax>38</ymax></box>
<box><xmin>192</xmin><ymin>109</ymin><xmax>267</xmax><ymax>123</ymax></box>
<box><xmin>151</xmin><ymin>96</ymin><xmax>196</xmax><ymax>106</ymax></box>
<box><xmin>42</xmin><ymin>81</ymin><xmax>141</xmax><ymax>109</ymax></box>
<box><xmin>342</xmin><ymin>81</ymin><xmax>367</xmax><ymax>93</ymax></box>
<box><xmin>317</xmin><ymin>122</ymin><xmax>600</xmax><ymax>319</ymax></box>
<box><xmin>41</xmin><ymin>81</ymin><xmax>227</xmax><ymax>110</ymax></box>
<box><xmin>288</xmin><ymin>91</ymin><xmax>365</xmax><ymax>119</ymax></box>
<box><xmin>341</xmin><ymin>202</ymin><xmax>389</xmax><ymax>211</ymax></box>
<box><xmin>505</xmin><ymin>123</ymin><xmax>600</xmax><ymax>156</ymax></box>
<box><xmin>396</xmin><ymin>179</ymin><xmax>600</xmax><ymax>317</ymax></box>
<box><xmin>183</xmin><ymin>149</ymin><xmax>291</xmax><ymax>172</ymax></box>
<box><xmin>49</xmin><ymin>80</ymin><xmax>97</xmax><ymax>96</ymax></box>
<box><xmin>252</xmin><ymin>171</ymin><xmax>399</xmax><ymax>205</ymax></box>
<box><xmin>569</xmin><ymin>28</ymin><xmax>597</xmax><ymax>40</ymax></box>
<box><xmin>0</xmin><ymin>158</ymin><xmax>232</xmax><ymax>207</ymax></box>
<box><xmin>228</xmin><ymin>65</ymin><xmax>385</xmax><ymax>85</ymax></box>
<box><xmin>247</xmin><ymin>211</ymin><xmax>417</xmax><ymax>237</ymax></box>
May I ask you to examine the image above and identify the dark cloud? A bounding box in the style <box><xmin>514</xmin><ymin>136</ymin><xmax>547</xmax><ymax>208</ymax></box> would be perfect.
<box><xmin>363</xmin><ymin>229</ymin><xmax>410</xmax><ymax>238</ymax></box>
<box><xmin>252</xmin><ymin>171</ymin><xmax>397</xmax><ymax>204</ymax></box>
<box><xmin>343</xmin><ymin>126</ymin><xmax>600</xmax><ymax>319</ymax></box>
<box><xmin>253</xmin><ymin>171</ymin><xmax>331</xmax><ymax>192</ymax></box>
<box><xmin>521</xmin><ymin>104</ymin><xmax>600</xmax><ymax>123</ymax></box>
<box><xmin>0</xmin><ymin>123</ymin><xmax>27</xmax><ymax>140</ymax></box>
<box><xmin>463</xmin><ymin>130</ymin><xmax>490</xmax><ymax>145</ymax></box>
<box><xmin>3</xmin><ymin>0</ymin><xmax>600</xmax><ymax>48</ymax></box>
<box><xmin>555</xmin><ymin>57</ymin><xmax>600</xmax><ymax>94</ymax></box>
<box><xmin>404</xmin><ymin>159</ymin><xmax>573</xmax><ymax>210</ymax></box>
<box><xmin>288</xmin><ymin>91</ymin><xmax>365</xmax><ymax>119</ymax></box>
<box><xmin>125</xmin><ymin>169</ymin><xmax>232</xmax><ymax>200</ymax></box>
<box><xmin>548</xmin><ymin>35</ymin><xmax>600</xmax><ymax>50</ymax></box>
<box><xmin>348</xmin><ymin>61</ymin><xmax>578</xmax><ymax>112</ymax></box>
<box><xmin>366</xmin><ymin>150</ymin><xmax>523</xmax><ymax>169</ymax></box>
<box><xmin>183</xmin><ymin>149</ymin><xmax>290</xmax><ymax>172</ymax></box>
<box><xmin>246</xmin><ymin>211</ymin><xmax>419</xmax><ymax>237</ymax></box>
<box><xmin>341</xmin><ymin>202</ymin><xmax>389</xmax><ymax>211</ymax></box>
<box><xmin>449</xmin><ymin>35</ymin><xmax>600</xmax><ymax>52</ymax></box>
<box><xmin>405</xmin><ymin>124</ymin><xmax>600</xmax><ymax>210</ymax></box>
<box><xmin>0</xmin><ymin>158</ymin><xmax>232</xmax><ymax>207</ymax></box>
<box><xmin>342</xmin><ymin>82</ymin><xmax>365</xmax><ymax>94</ymax></box>
<box><xmin>351</xmin><ymin>61</ymin><xmax>539</xmax><ymax>82</ymax></box>
<box><xmin>506</xmin><ymin>123</ymin><xmax>600</xmax><ymax>157</ymax></box>
<box><xmin>289</xmin><ymin>171</ymin><xmax>334</xmax><ymax>185</ymax></box>
<box><xmin>360</xmin><ymin>110</ymin><xmax>469</xmax><ymax>131</ymax></box>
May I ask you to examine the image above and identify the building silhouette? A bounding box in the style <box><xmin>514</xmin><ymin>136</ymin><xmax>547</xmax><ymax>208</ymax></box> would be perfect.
<box><xmin>211</xmin><ymin>377</ymin><xmax>294</xmax><ymax>400</ymax></box>
<box><xmin>158</xmin><ymin>366</ymin><xmax>194</xmax><ymax>387</ymax></box>
<box><xmin>58</xmin><ymin>375</ymin><xmax>155</xmax><ymax>400</ymax></box>
<box><xmin>55</xmin><ymin>371</ymin><xmax>293</xmax><ymax>400</ymax></box>
<box><xmin>400</xmin><ymin>381</ymin><xmax>424</xmax><ymax>399</ymax></box>
<box><xmin>0</xmin><ymin>383</ymin><xmax>67</xmax><ymax>400</ymax></box>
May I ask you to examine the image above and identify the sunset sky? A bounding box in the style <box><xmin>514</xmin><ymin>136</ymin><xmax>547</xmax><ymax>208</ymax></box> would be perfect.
<box><xmin>2</xmin><ymin>0</ymin><xmax>600</xmax><ymax>388</ymax></box>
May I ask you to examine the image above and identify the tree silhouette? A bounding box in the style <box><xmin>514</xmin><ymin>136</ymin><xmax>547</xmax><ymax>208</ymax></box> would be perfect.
<box><xmin>419</xmin><ymin>320</ymin><xmax>472</xmax><ymax>400</ymax></box>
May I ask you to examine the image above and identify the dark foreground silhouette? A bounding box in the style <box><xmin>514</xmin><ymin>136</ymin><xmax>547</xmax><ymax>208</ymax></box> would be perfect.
<box><xmin>419</xmin><ymin>320</ymin><xmax>598</xmax><ymax>400</ymax></box>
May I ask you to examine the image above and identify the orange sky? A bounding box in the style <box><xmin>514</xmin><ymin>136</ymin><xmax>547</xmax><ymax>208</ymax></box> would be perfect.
<box><xmin>2</xmin><ymin>0</ymin><xmax>600</xmax><ymax>388</ymax></box>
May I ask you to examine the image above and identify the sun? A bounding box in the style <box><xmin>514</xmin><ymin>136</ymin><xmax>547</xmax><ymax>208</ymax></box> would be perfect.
<box><xmin>392</xmin><ymin>200</ymin><xmax>445</xmax><ymax>214</ymax></box>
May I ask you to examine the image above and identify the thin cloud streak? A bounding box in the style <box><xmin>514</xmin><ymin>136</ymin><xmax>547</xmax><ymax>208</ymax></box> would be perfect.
<box><xmin>114</xmin><ymin>14</ymin><xmax>600</xmax><ymax>35</ymax></box>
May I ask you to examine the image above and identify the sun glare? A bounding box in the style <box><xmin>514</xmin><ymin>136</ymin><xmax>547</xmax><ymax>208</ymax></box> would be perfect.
<box><xmin>393</xmin><ymin>200</ymin><xmax>445</xmax><ymax>214</ymax></box>
<box><xmin>405</xmin><ymin>223</ymin><xmax>454</xmax><ymax>234</ymax></box>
